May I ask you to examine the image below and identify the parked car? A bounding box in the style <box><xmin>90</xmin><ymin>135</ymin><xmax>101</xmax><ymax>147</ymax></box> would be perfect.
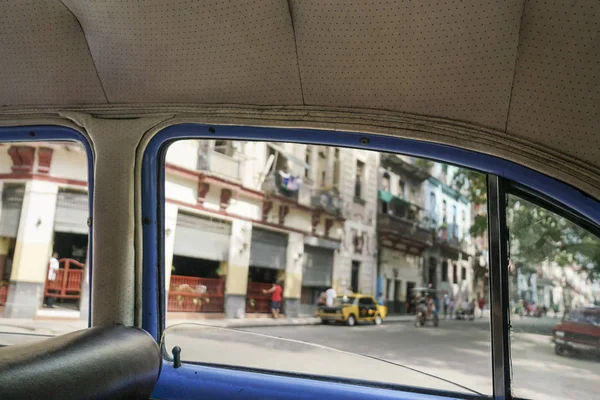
<box><xmin>552</xmin><ymin>307</ymin><xmax>600</xmax><ymax>357</ymax></box>
<box><xmin>318</xmin><ymin>294</ymin><xmax>388</xmax><ymax>326</ymax></box>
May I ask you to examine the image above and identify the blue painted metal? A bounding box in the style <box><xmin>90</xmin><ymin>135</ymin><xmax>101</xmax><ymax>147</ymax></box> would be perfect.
<box><xmin>0</xmin><ymin>126</ymin><xmax>94</xmax><ymax>327</ymax></box>
<box><xmin>153</xmin><ymin>362</ymin><xmax>466</xmax><ymax>400</ymax></box>
<box><xmin>142</xmin><ymin>123</ymin><xmax>600</xmax><ymax>337</ymax></box>
<box><xmin>142</xmin><ymin>123</ymin><xmax>599</xmax><ymax>398</ymax></box>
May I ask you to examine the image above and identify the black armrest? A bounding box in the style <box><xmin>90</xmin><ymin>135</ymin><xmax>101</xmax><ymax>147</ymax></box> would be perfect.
<box><xmin>0</xmin><ymin>325</ymin><xmax>161</xmax><ymax>400</ymax></box>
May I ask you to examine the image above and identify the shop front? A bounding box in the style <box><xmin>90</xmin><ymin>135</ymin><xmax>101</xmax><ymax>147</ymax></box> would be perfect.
<box><xmin>169</xmin><ymin>212</ymin><xmax>230</xmax><ymax>313</ymax></box>
<box><xmin>247</xmin><ymin>228</ymin><xmax>287</xmax><ymax>313</ymax></box>
<box><xmin>299</xmin><ymin>238</ymin><xmax>336</xmax><ymax>316</ymax></box>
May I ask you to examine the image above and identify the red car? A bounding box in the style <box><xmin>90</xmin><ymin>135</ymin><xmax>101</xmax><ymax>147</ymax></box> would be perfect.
<box><xmin>552</xmin><ymin>307</ymin><xmax>600</xmax><ymax>357</ymax></box>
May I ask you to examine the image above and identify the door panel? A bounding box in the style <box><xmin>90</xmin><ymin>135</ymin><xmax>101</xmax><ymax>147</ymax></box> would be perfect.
<box><xmin>152</xmin><ymin>362</ymin><xmax>462</xmax><ymax>400</ymax></box>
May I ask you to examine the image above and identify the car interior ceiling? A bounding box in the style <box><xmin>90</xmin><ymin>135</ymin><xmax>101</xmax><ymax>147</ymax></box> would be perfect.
<box><xmin>0</xmin><ymin>1</ymin><xmax>598</xmax><ymax>399</ymax></box>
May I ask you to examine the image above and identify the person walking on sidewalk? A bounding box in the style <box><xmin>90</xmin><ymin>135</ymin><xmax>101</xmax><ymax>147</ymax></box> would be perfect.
<box><xmin>325</xmin><ymin>287</ymin><xmax>337</xmax><ymax>307</ymax></box>
<box><xmin>443</xmin><ymin>294</ymin><xmax>449</xmax><ymax>319</ymax></box>
<box><xmin>263</xmin><ymin>280</ymin><xmax>283</xmax><ymax>319</ymax></box>
<box><xmin>44</xmin><ymin>252</ymin><xmax>60</xmax><ymax>308</ymax></box>
<box><xmin>478</xmin><ymin>297</ymin><xmax>486</xmax><ymax>318</ymax></box>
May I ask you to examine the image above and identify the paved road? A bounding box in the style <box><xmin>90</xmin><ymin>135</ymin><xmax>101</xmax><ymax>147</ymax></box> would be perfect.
<box><xmin>166</xmin><ymin>318</ymin><xmax>599</xmax><ymax>400</ymax></box>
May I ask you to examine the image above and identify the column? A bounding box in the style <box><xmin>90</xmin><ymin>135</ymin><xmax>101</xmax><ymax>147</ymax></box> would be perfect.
<box><xmin>224</xmin><ymin>219</ymin><xmax>252</xmax><ymax>318</ymax></box>
<box><xmin>332</xmin><ymin>251</ymin><xmax>349</xmax><ymax>293</ymax></box>
<box><xmin>163</xmin><ymin>203</ymin><xmax>178</xmax><ymax>316</ymax></box>
<box><xmin>4</xmin><ymin>180</ymin><xmax>58</xmax><ymax>318</ymax></box>
<box><xmin>164</xmin><ymin>203</ymin><xmax>178</xmax><ymax>293</ymax></box>
<box><xmin>283</xmin><ymin>232</ymin><xmax>303</xmax><ymax>317</ymax></box>
<box><xmin>78</xmin><ymin>250</ymin><xmax>91</xmax><ymax>321</ymax></box>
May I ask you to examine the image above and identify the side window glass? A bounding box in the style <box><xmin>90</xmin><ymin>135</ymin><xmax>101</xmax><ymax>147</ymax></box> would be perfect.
<box><xmin>0</xmin><ymin>142</ymin><xmax>90</xmax><ymax>345</ymax></box>
<box><xmin>507</xmin><ymin>194</ymin><xmax>599</xmax><ymax>399</ymax></box>
<box><xmin>162</xmin><ymin>140</ymin><xmax>491</xmax><ymax>396</ymax></box>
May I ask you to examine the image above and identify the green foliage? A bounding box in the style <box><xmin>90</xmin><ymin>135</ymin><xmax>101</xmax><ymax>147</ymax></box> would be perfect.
<box><xmin>414</xmin><ymin>158</ymin><xmax>433</xmax><ymax>171</ymax></box>
<box><xmin>451</xmin><ymin>168</ymin><xmax>600</xmax><ymax>280</ymax></box>
<box><xmin>470</xmin><ymin>214</ymin><xmax>488</xmax><ymax>237</ymax></box>
<box><xmin>508</xmin><ymin>196</ymin><xmax>600</xmax><ymax>279</ymax></box>
<box><xmin>452</xmin><ymin>168</ymin><xmax>487</xmax><ymax>206</ymax></box>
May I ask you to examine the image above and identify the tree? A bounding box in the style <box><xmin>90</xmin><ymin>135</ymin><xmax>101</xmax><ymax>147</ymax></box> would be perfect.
<box><xmin>452</xmin><ymin>168</ymin><xmax>489</xmax><ymax>294</ymax></box>
<box><xmin>453</xmin><ymin>168</ymin><xmax>600</xmax><ymax>305</ymax></box>
<box><xmin>508</xmin><ymin>197</ymin><xmax>600</xmax><ymax>280</ymax></box>
<box><xmin>452</xmin><ymin>168</ymin><xmax>487</xmax><ymax>237</ymax></box>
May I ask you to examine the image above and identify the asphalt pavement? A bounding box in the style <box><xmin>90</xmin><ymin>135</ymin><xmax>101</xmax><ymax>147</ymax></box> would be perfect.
<box><xmin>1</xmin><ymin>315</ymin><xmax>597</xmax><ymax>399</ymax></box>
<box><xmin>165</xmin><ymin>317</ymin><xmax>599</xmax><ymax>400</ymax></box>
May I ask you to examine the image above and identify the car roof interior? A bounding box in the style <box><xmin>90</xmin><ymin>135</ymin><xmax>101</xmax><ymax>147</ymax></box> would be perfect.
<box><xmin>0</xmin><ymin>1</ymin><xmax>598</xmax><ymax>399</ymax></box>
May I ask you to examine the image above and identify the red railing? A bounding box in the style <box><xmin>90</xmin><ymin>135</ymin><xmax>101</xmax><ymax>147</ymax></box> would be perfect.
<box><xmin>168</xmin><ymin>275</ymin><xmax>225</xmax><ymax>313</ymax></box>
<box><xmin>0</xmin><ymin>282</ymin><xmax>8</xmax><ymax>305</ymax></box>
<box><xmin>246</xmin><ymin>282</ymin><xmax>283</xmax><ymax>314</ymax></box>
<box><xmin>44</xmin><ymin>258</ymin><xmax>84</xmax><ymax>300</ymax></box>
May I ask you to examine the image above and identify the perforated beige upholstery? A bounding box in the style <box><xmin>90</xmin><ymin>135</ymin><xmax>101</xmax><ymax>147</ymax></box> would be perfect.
<box><xmin>0</xmin><ymin>0</ymin><xmax>597</xmax><ymax>198</ymax></box>
<box><xmin>0</xmin><ymin>0</ymin><xmax>597</xmax><ymax>328</ymax></box>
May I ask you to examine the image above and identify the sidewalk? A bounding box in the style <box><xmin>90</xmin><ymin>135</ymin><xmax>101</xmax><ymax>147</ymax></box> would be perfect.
<box><xmin>0</xmin><ymin>314</ymin><xmax>414</xmax><ymax>337</ymax></box>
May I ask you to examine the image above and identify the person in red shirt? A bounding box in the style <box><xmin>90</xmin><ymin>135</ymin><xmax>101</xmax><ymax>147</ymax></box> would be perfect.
<box><xmin>478</xmin><ymin>297</ymin><xmax>486</xmax><ymax>318</ymax></box>
<box><xmin>263</xmin><ymin>280</ymin><xmax>283</xmax><ymax>319</ymax></box>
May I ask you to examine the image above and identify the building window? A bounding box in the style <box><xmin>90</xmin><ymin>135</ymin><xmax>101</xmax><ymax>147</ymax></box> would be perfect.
<box><xmin>304</xmin><ymin>146</ymin><xmax>311</xmax><ymax>180</ymax></box>
<box><xmin>354</xmin><ymin>160</ymin><xmax>365</xmax><ymax>201</ymax></box>
<box><xmin>333</xmin><ymin>148</ymin><xmax>340</xmax><ymax>186</ymax></box>
<box><xmin>461</xmin><ymin>267</ymin><xmax>467</xmax><ymax>281</ymax></box>
<box><xmin>214</xmin><ymin>140</ymin><xmax>235</xmax><ymax>157</ymax></box>
<box><xmin>399</xmin><ymin>178</ymin><xmax>405</xmax><ymax>198</ymax></box>
<box><xmin>442</xmin><ymin>200</ymin><xmax>447</xmax><ymax>223</ymax></box>
<box><xmin>441</xmin><ymin>261</ymin><xmax>448</xmax><ymax>282</ymax></box>
<box><xmin>351</xmin><ymin>261</ymin><xmax>360</xmax><ymax>293</ymax></box>
<box><xmin>452</xmin><ymin>205</ymin><xmax>458</xmax><ymax>238</ymax></box>
<box><xmin>453</xmin><ymin>264</ymin><xmax>458</xmax><ymax>283</ymax></box>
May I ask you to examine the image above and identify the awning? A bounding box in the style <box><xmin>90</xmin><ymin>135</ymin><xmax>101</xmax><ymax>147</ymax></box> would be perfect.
<box><xmin>268</xmin><ymin>143</ymin><xmax>310</xmax><ymax>169</ymax></box>
<box><xmin>304</xmin><ymin>236</ymin><xmax>340</xmax><ymax>250</ymax></box>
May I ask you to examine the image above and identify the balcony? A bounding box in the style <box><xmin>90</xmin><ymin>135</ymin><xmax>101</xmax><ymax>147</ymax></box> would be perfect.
<box><xmin>436</xmin><ymin>223</ymin><xmax>464</xmax><ymax>255</ymax></box>
<box><xmin>198</xmin><ymin>149</ymin><xmax>241</xmax><ymax>181</ymax></box>
<box><xmin>262</xmin><ymin>170</ymin><xmax>302</xmax><ymax>200</ymax></box>
<box><xmin>378</xmin><ymin>191</ymin><xmax>433</xmax><ymax>249</ymax></box>
<box><xmin>311</xmin><ymin>187</ymin><xmax>343</xmax><ymax>217</ymax></box>
<box><xmin>381</xmin><ymin>154</ymin><xmax>431</xmax><ymax>182</ymax></box>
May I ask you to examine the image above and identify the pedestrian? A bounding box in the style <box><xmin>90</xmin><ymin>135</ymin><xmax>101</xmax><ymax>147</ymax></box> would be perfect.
<box><xmin>45</xmin><ymin>252</ymin><xmax>60</xmax><ymax>308</ymax></box>
<box><xmin>478</xmin><ymin>296</ymin><xmax>485</xmax><ymax>318</ymax></box>
<box><xmin>325</xmin><ymin>286</ymin><xmax>337</xmax><ymax>307</ymax></box>
<box><xmin>318</xmin><ymin>291</ymin><xmax>327</xmax><ymax>307</ymax></box>
<box><xmin>449</xmin><ymin>298</ymin><xmax>455</xmax><ymax>320</ymax></box>
<box><xmin>314</xmin><ymin>291</ymin><xmax>327</xmax><ymax>316</ymax></box>
<box><xmin>262</xmin><ymin>279</ymin><xmax>283</xmax><ymax>319</ymax></box>
<box><xmin>443</xmin><ymin>294</ymin><xmax>449</xmax><ymax>319</ymax></box>
<box><xmin>377</xmin><ymin>292</ymin><xmax>385</xmax><ymax>306</ymax></box>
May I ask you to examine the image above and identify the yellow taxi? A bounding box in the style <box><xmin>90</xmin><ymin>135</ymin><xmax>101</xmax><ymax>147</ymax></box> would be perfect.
<box><xmin>318</xmin><ymin>294</ymin><xmax>388</xmax><ymax>326</ymax></box>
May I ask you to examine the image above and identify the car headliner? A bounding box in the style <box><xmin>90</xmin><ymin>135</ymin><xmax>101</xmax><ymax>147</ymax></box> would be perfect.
<box><xmin>0</xmin><ymin>1</ymin><xmax>598</xmax><ymax>200</ymax></box>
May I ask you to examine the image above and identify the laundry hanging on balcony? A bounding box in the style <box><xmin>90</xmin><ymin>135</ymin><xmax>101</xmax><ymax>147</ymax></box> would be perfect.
<box><xmin>278</xmin><ymin>171</ymin><xmax>301</xmax><ymax>192</ymax></box>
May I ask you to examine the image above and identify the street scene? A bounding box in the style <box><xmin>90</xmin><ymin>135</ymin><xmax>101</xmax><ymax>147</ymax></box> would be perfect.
<box><xmin>164</xmin><ymin>316</ymin><xmax>599</xmax><ymax>400</ymax></box>
<box><xmin>0</xmin><ymin>140</ymin><xmax>597</xmax><ymax>399</ymax></box>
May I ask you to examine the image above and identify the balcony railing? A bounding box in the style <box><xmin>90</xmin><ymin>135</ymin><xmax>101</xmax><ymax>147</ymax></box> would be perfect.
<box><xmin>380</xmin><ymin>154</ymin><xmax>431</xmax><ymax>182</ymax></box>
<box><xmin>378</xmin><ymin>191</ymin><xmax>433</xmax><ymax>246</ymax></box>
<box><xmin>437</xmin><ymin>223</ymin><xmax>463</xmax><ymax>251</ymax></box>
<box><xmin>378</xmin><ymin>213</ymin><xmax>434</xmax><ymax>246</ymax></box>
<box><xmin>262</xmin><ymin>170</ymin><xmax>302</xmax><ymax>199</ymax></box>
<box><xmin>198</xmin><ymin>149</ymin><xmax>241</xmax><ymax>181</ymax></box>
<box><xmin>311</xmin><ymin>187</ymin><xmax>343</xmax><ymax>216</ymax></box>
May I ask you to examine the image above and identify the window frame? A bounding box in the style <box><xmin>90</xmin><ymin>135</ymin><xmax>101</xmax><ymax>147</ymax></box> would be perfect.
<box><xmin>142</xmin><ymin>123</ymin><xmax>600</xmax><ymax>399</ymax></box>
<box><xmin>0</xmin><ymin>125</ymin><xmax>95</xmax><ymax>326</ymax></box>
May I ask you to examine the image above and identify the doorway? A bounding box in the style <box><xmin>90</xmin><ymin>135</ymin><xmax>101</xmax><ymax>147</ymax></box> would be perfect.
<box><xmin>406</xmin><ymin>281</ymin><xmax>416</xmax><ymax>314</ymax></box>
<box><xmin>393</xmin><ymin>279</ymin><xmax>403</xmax><ymax>314</ymax></box>
<box><xmin>169</xmin><ymin>256</ymin><xmax>224</xmax><ymax>313</ymax></box>
<box><xmin>351</xmin><ymin>261</ymin><xmax>360</xmax><ymax>293</ymax></box>
<box><xmin>428</xmin><ymin>257</ymin><xmax>438</xmax><ymax>289</ymax></box>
